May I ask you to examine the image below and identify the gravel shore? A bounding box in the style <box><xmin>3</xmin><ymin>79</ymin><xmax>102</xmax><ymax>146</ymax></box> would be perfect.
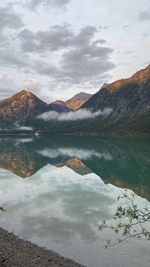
<box><xmin>0</xmin><ymin>228</ymin><xmax>84</xmax><ymax>267</ymax></box>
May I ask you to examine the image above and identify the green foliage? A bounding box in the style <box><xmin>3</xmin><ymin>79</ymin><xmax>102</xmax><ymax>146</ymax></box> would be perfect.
<box><xmin>0</xmin><ymin>207</ymin><xmax>6</xmax><ymax>212</ymax></box>
<box><xmin>99</xmin><ymin>190</ymin><xmax>150</xmax><ymax>248</ymax></box>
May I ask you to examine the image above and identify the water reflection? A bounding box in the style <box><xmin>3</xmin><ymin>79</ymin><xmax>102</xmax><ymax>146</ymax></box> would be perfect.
<box><xmin>0</xmin><ymin>136</ymin><xmax>150</xmax><ymax>200</ymax></box>
<box><xmin>99</xmin><ymin>190</ymin><xmax>150</xmax><ymax>248</ymax></box>
<box><xmin>0</xmin><ymin>136</ymin><xmax>150</xmax><ymax>267</ymax></box>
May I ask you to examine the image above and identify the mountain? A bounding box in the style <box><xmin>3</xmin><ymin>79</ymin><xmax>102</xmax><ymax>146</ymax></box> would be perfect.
<box><xmin>52</xmin><ymin>92</ymin><xmax>92</xmax><ymax>110</ymax></box>
<box><xmin>82</xmin><ymin>64</ymin><xmax>150</xmax><ymax>110</ymax></box>
<box><xmin>66</xmin><ymin>92</ymin><xmax>92</xmax><ymax>110</ymax></box>
<box><xmin>52</xmin><ymin>100</ymin><xmax>67</xmax><ymax>106</ymax></box>
<box><xmin>0</xmin><ymin>90</ymin><xmax>71</xmax><ymax>129</ymax></box>
<box><xmin>0</xmin><ymin>90</ymin><xmax>47</xmax><ymax>128</ymax></box>
<box><xmin>80</xmin><ymin>64</ymin><xmax>150</xmax><ymax>134</ymax></box>
<box><xmin>55</xmin><ymin>157</ymin><xmax>91</xmax><ymax>176</ymax></box>
<box><xmin>65</xmin><ymin>158</ymin><xmax>91</xmax><ymax>175</ymax></box>
<box><xmin>1</xmin><ymin>65</ymin><xmax>150</xmax><ymax>135</ymax></box>
<box><xmin>23</xmin><ymin>64</ymin><xmax>150</xmax><ymax>135</ymax></box>
<box><xmin>48</xmin><ymin>101</ymin><xmax>71</xmax><ymax>113</ymax></box>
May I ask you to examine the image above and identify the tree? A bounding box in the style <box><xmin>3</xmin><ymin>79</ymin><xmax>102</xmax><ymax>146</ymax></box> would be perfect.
<box><xmin>99</xmin><ymin>190</ymin><xmax>150</xmax><ymax>249</ymax></box>
<box><xmin>0</xmin><ymin>207</ymin><xmax>6</xmax><ymax>212</ymax></box>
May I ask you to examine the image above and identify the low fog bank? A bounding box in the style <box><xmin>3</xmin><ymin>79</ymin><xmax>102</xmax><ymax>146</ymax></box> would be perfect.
<box><xmin>37</xmin><ymin>108</ymin><xmax>113</xmax><ymax>122</ymax></box>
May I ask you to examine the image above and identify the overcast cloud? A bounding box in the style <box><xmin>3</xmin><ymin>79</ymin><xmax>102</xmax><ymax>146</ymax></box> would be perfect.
<box><xmin>138</xmin><ymin>9</ymin><xmax>150</xmax><ymax>21</ymax></box>
<box><xmin>0</xmin><ymin>6</ymin><xmax>23</xmax><ymax>30</ymax></box>
<box><xmin>26</xmin><ymin>25</ymin><xmax>115</xmax><ymax>84</ymax></box>
<box><xmin>0</xmin><ymin>0</ymin><xmax>149</xmax><ymax>101</ymax></box>
<box><xmin>27</xmin><ymin>0</ymin><xmax>70</xmax><ymax>10</ymax></box>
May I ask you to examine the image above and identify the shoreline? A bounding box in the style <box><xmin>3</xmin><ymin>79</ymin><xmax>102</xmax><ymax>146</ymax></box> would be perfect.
<box><xmin>0</xmin><ymin>228</ymin><xmax>84</xmax><ymax>267</ymax></box>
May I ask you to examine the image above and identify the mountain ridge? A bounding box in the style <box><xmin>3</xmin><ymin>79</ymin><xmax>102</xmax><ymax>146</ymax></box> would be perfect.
<box><xmin>102</xmin><ymin>64</ymin><xmax>150</xmax><ymax>93</ymax></box>
<box><xmin>0</xmin><ymin>89</ymin><xmax>47</xmax><ymax>128</ymax></box>
<box><xmin>0</xmin><ymin>64</ymin><xmax>150</xmax><ymax>134</ymax></box>
<box><xmin>79</xmin><ymin>64</ymin><xmax>150</xmax><ymax>134</ymax></box>
<box><xmin>52</xmin><ymin>92</ymin><xmax>92</xmax><ymax>110</ymax></box>
<box><xmin>0</xmin><ymin>89</ymin><xmax>72</xmax><ymax>128</ymax></box>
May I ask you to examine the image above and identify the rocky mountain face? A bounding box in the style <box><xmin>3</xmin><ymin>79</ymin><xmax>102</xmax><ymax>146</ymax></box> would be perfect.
<box><xmin>83</xmin><ymin>64</ymin><xmax>150</xmax><ymax>110</ymax></box>
<box><xmin>26</xmin><ymin>65</ymin><xmax>150</xmax><ymax>135</ymax></box>
<box><xmin>0</xmin><ymin>90</ymin><xmax>71</xmax><ymax>129</ymax></box>
<box><xmin>55</xmin><ymin>157</ymin><xmax>91</xmax><ymax>176</ymax></box>
<box><xmin>24</xmin><ymin>65</ymin><xmax>150</xmax><ymax>134</ymax></box>
<box><xmin>0</xmin><ymin>65</ymin><xmax>150</xmax><ymax>134</ymax></box>
<box><xmin>81</xmin><ymin>65</ymin><xmax>150</xmax><ymax>134</ymax></box>
<box><xmin>52</xmin><ymin>92</ymin><xmax>92</xmax><ymax>110</ymax></box>
<box><xmin>65</xmin><ymin>92</ymin><xmax>92</xmax><ymax>110</ymax></box>
<box><xmin>0</xmin><ymin>90</ymin><xmax>47</xmax><ymax>128</ymax></box>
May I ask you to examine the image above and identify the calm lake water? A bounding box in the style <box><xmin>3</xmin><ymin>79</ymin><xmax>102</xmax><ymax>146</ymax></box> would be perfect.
<box><xmin>0</xmin><ymin>136</ymin><xmax>149</xmax><ymax>267</ymax></box>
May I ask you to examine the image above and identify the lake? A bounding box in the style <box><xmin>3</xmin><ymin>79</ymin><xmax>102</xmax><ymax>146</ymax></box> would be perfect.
<box><xmin>0</xmin><ymin>136</ymin><xmax>149</xmax><ymax>267</ymax></box>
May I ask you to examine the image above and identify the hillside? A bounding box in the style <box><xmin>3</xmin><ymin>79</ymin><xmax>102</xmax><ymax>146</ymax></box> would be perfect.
<box><xmin>80</xmin><ymin>65</ymin><xmax>150</xmax><ymax>134</ymax></box>
<box><xmin>0</xmin><ymin>90</ymin><xmax>71</xmax><ymax>129</ymax></box>
<box><xmin>23</xmin><ymin>65</ymin><xmax>150</xmax><ymax>135</ymax></box>
<box><xmin>52</xmin><ymin>92</ymin><xmax>92</xmax><ymax>110</ymax></box>
<box><xmin>0</xmin><ymin>90</ymin><xmax>47</xmax><ymax>128</ymax></box>
<box><xmin>1</xmin><ymin>65</ymin><xmax>150</xmax><ymax>135</ymax></box>
<box><xmin>66</xmin><ymin>92</ymin><xmax>92</xmax><ymax>110</ymax></box>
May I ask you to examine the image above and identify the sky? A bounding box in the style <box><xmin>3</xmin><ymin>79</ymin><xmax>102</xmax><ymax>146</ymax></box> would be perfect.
<box><xmin>0</xmin><ymin>0</ymin><xmax>150</xmax><ymax>102</ymax></box>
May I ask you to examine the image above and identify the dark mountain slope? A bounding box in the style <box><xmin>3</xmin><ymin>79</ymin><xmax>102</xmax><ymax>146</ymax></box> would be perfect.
<box><xmin>79</xmin><ymin>65</ymin><xmax>150</xmax><ymax>133</ymax></box>
<box><xmin>1</xmin><ymin>65</ymin><xmax>150</xmax><ymax>135</ymax></box>
<box><xmin>24</xmin><ymin>65</ymin><xmax>150</xmax><ymax>135</ymax></box>
<box><xmin>48</xmin><ymin>102</ymin><xmax>71</xmax><ymax>113</ymax></box>
<box><xmin>82</xmin><ymin>65</ymin><xmax>150</xmax><ymax>112</ymax></box>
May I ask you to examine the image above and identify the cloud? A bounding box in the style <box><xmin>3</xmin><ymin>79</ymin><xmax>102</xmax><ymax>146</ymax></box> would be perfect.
<box><xmin>21</xmin><ymin>79</ymin><xmax>42</xmax><ymax>91</ymax></box>
<box><xmin>12</xmin><ymin>124</ymin><xmax>34</xmax><ymax>131</ymax></box>
<box><xmin>27</xmin><ymin>0</ymin><xmax>70</xmax><ymax>9</ymax></box>
<box><xmin>18</xmin><ymin>25</ymin><xmax>114</xmax><ymax>85</ymax></box>
<box><xmin>0</xmin><ymin>75</ymin><xmax>21</xmax><ymax>100</ymax></box>
<box><xmin>124</xmin><ymin>50</ymin><xmax>134</xmax><ymax>55</ymax></box>
<box><xmin>0</xmin><ymin>18</ymin><xmax>114</xmax><ymax>96</ymax></box>
<box><xmin>37</xmin><ymin>147</ymin><xmax>113</xmax><ymax>160</ymax></box>
<box><xmin>59</xmin><ymin>44</ymin><xmax>114</xmax><ymax>84</ymax></box>
<box><xmin>18</xmin><ymin>25</ymin><xmax>98</xmax><ymax>53</ymax></box>
<box><xmin>0</xmin><ymin>49</ymin><xmax>30</xmax><ymax>69</ymax></box>
<box><xmin>0</xmin><ymin>75</ymin><xmax>16</xmax><ymax>91</ymax></box>
<box><xmin>37</xmin><ymin>108</ymin><xmax>113</xmax><ymax>121</ymax></box>
<box><xmin>0</xmin><ymin>5</ymin><xmax>25</xmax><ymax>76</ymax></box>
<box><xmin>0</xmin><ymin>6</ymin><xmax>23</xmax><ymax>31</ymax></box>
<box><xmin>0</xmin><ymin>5</ymin><xmax>28</xmax><ymax>88</ymax></box>
<box><xmin>15</xmin><ymin>138</ymin><xmax>34</xmax><ymax>143</ymax></box>
<box><xmin>122</xmin><ymin>24</ymin><xmax>131</xmax><ymax>28</ymax></box>
<box><xmin>17</xmin><ymin>126</ymin><xmax>33</xmax><ymax>131</ymax></box>
<box><xmin>0</xmin><ymin>4</ymin><xmax>114</xmax><ymax>99</ymax></box>
<box><xmin>0</xmin><ymin>162</ymin><xmax>115</xmax><ymax>248</ymax></box>
<box><xmin>138</xmin><ymin>10</ymin><xmax>150</xmax><ymax>21</ymax></box>
<box><xmin>33</xmin><ymin>60</ymin><xmax>57</xmax><ymax>76</ymax></box>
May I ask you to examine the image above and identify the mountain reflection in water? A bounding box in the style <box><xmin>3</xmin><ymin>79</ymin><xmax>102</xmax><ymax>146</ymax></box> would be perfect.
<box><xmin>0</xmin><ymin>136</ymin><xmax>150</xmax><ymax>267</ymax></box>
<box><xmin>0</xmin><ymin>136</ymin><xmax>150</xmax><ymax>200</ymax></box>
